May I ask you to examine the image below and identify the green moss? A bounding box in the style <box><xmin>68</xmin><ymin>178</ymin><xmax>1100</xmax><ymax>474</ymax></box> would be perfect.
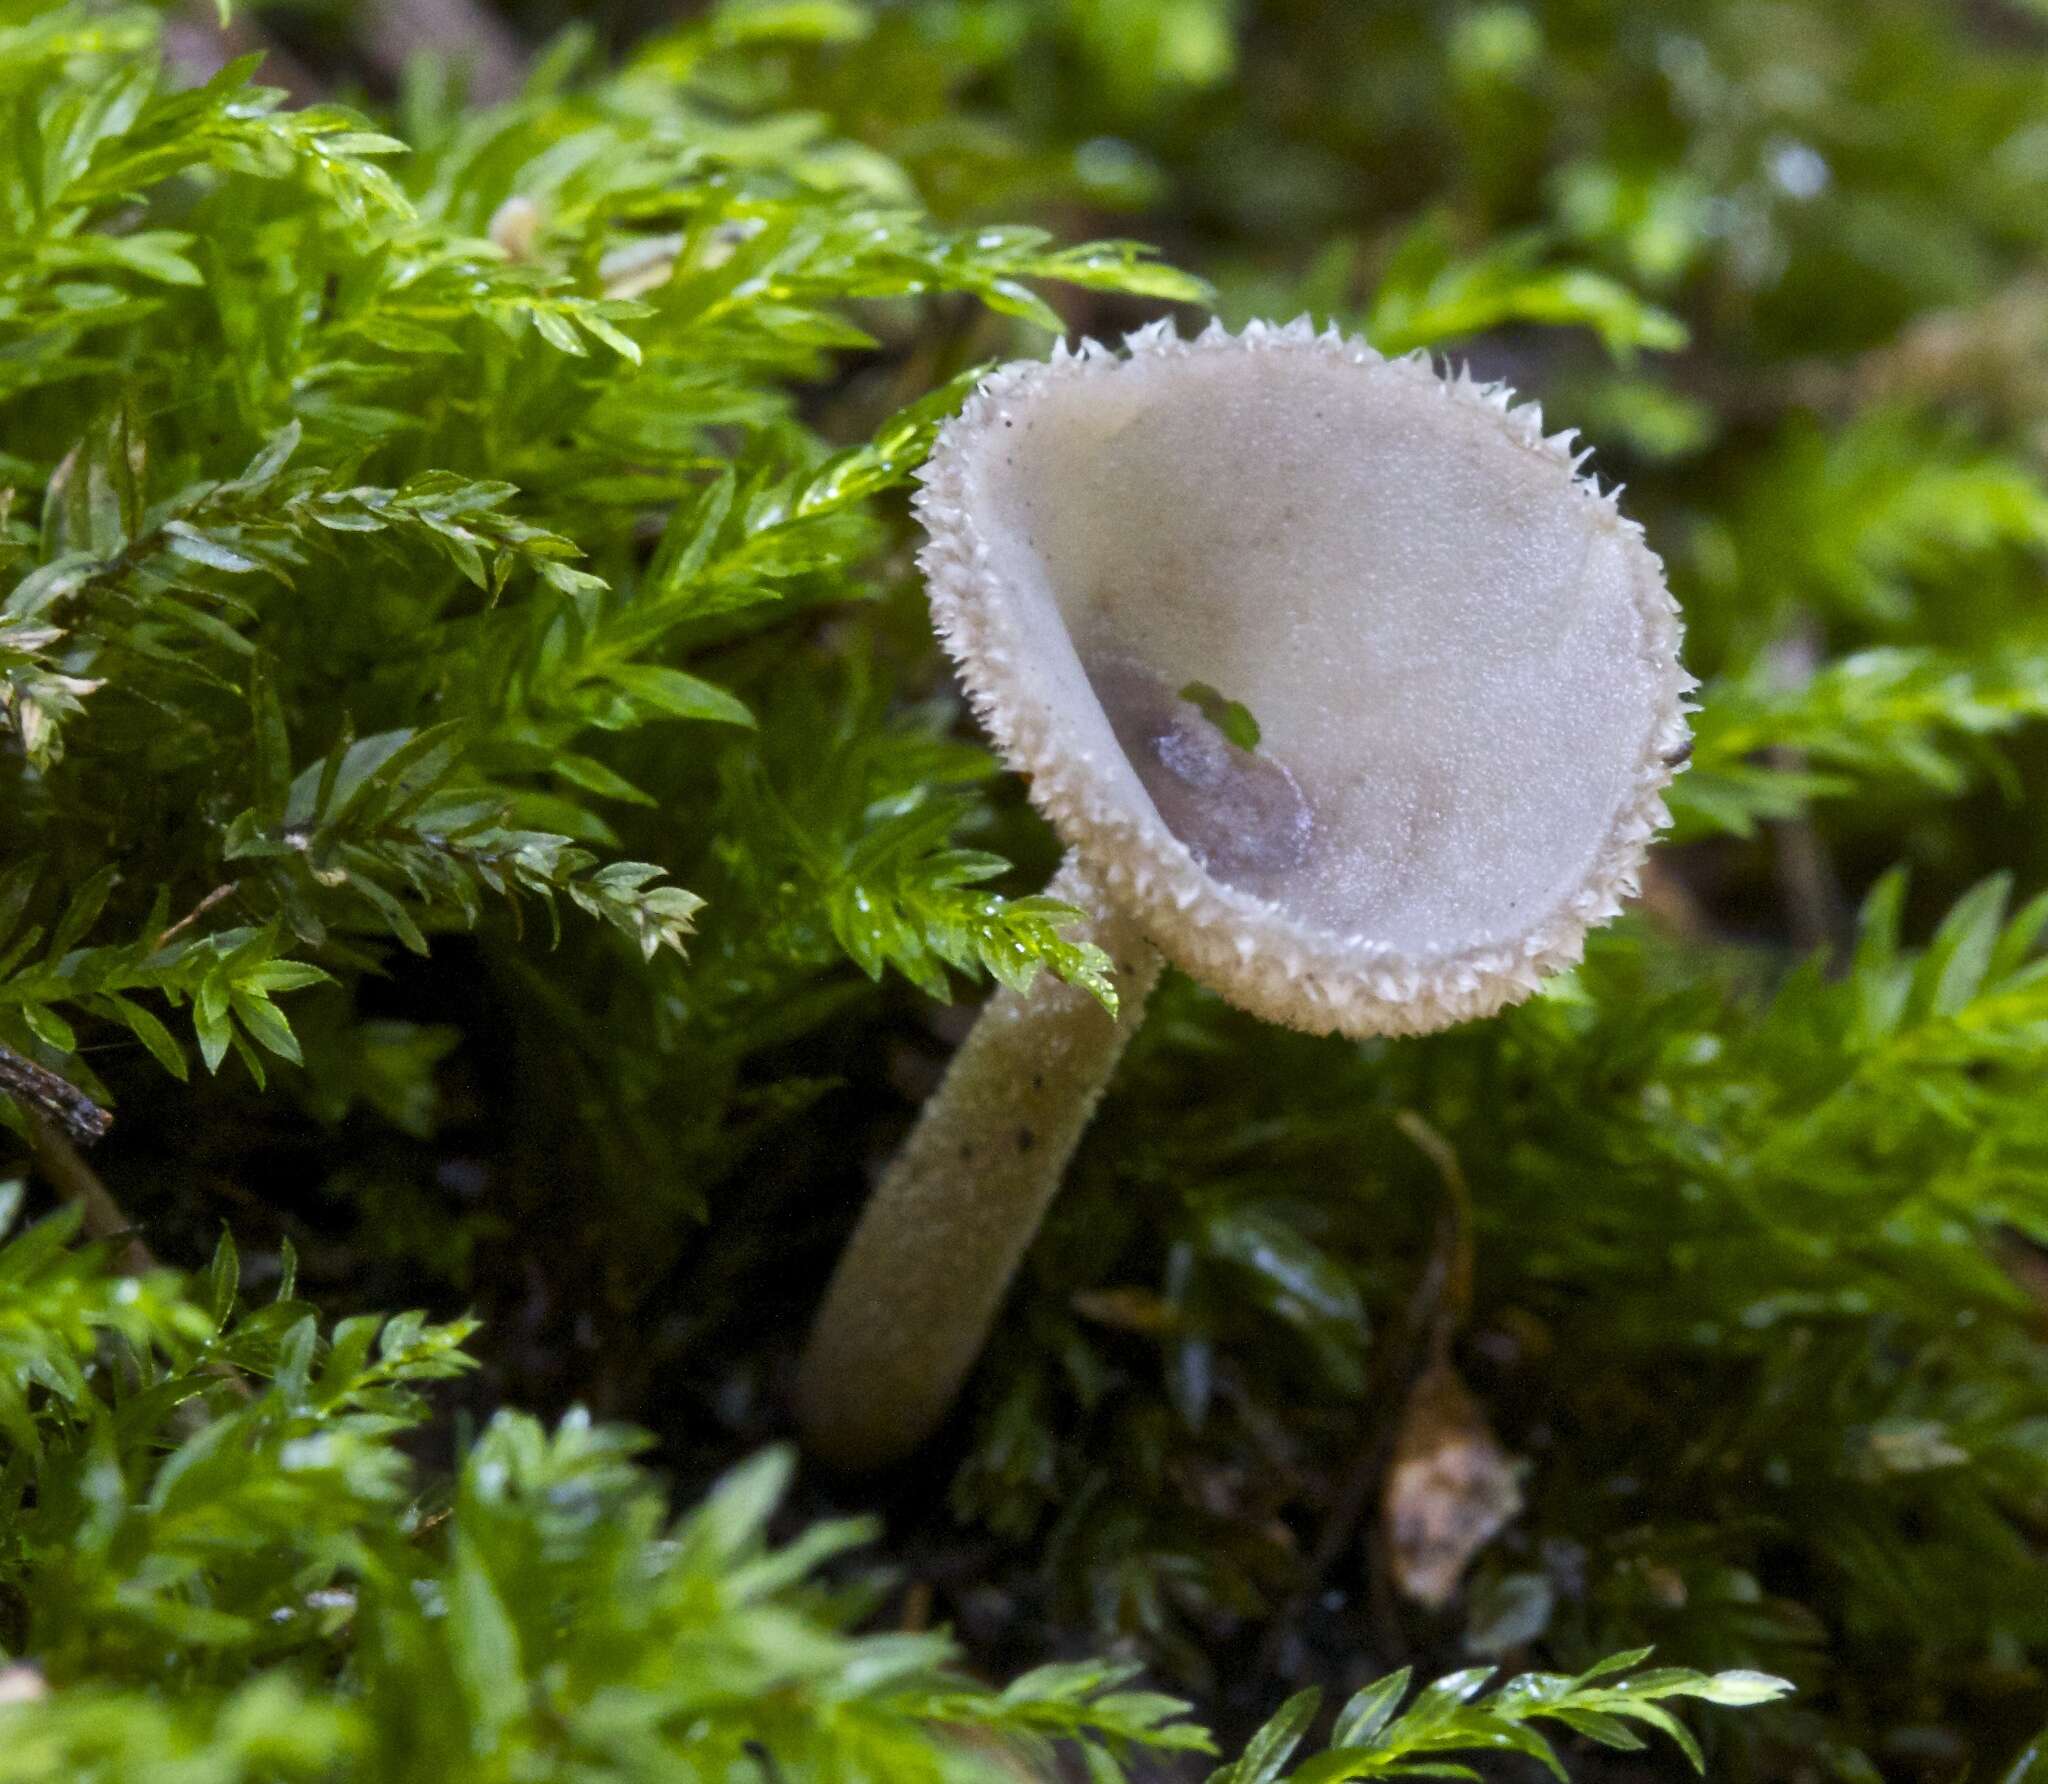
<box><xmin>1</xmin><ymin>0</ymin><xmax>2045</xmax><ymax>1775</ymax></box>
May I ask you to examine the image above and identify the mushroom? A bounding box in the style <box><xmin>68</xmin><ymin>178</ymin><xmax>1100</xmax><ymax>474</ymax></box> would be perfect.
<box><xmin>794</xmin><ymin>318</ymin><xmax>1693</xmax><ymax>1470</ymax></box>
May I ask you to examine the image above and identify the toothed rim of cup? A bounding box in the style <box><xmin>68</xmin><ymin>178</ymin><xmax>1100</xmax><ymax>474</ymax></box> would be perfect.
<box><xmin>911</xmin><ymin>317</ymin><xmax>1697</xmax><ymax>1038</ymax></box>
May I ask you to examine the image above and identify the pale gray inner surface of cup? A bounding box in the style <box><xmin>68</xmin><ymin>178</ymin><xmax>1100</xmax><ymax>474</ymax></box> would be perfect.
<box><xmin>964</xmin><ymin>347</ymin><xmax>1663</xmax><ymax>957</ymax></box>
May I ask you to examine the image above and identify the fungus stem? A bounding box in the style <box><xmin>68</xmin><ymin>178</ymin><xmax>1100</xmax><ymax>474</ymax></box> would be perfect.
<box><xmin>795</xmin><ymin>859</ymin><xmax>1162</xmax><ymax>1470</ymax></box>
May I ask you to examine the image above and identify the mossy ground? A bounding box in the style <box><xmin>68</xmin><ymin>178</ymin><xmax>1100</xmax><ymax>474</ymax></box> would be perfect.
<box><xmin>1</xmin><ymin>3</ymin><xmax>2045</xmax><ymax>1780</ymax></box>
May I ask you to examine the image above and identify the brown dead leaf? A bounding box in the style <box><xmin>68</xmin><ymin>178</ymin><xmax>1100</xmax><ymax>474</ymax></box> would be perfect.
<box><xmin>1382</xmin><ymin>1359</ymin><xmax>1524</xmax><ymax>1609</ymax></box>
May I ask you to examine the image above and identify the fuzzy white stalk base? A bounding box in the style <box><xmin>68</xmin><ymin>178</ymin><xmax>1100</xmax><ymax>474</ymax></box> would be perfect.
<box><xmin>795</xmin><ymin>861</ymin><xmax>1162</xmax><ymax>1470</ymax></box>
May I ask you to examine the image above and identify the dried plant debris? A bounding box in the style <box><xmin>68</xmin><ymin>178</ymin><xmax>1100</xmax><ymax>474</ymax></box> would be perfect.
<box><xmin>1382</xmin><ymin>1358</ymin><xmax>1526</xmax><ymax>1610</ymax></box>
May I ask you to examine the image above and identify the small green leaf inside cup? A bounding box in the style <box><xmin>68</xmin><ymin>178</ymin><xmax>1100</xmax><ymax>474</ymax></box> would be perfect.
<box><xmin>1178</xmin><ymin>681</ymin><xmax>1262</xmax><ymax>752</ymax></box>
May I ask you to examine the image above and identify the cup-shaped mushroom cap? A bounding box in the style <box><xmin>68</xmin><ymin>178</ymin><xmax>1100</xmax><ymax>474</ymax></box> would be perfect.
<box><xmin>912</xmin><ymin>319</ymin><xmax>1694</xmax><ymax>1038</ymax></box>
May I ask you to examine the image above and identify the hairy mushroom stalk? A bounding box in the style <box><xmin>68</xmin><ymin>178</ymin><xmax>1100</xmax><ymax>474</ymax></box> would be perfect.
<box><xmin>795</xmin><ymin>319</ymin><xmax>1694</xmax><ymax>1470</ymax></box>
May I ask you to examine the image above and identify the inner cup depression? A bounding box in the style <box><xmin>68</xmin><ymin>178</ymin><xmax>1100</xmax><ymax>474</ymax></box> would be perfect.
<box><xmin>1086</xmin><ymin>655</ymin><xmax>1316</xmax><ymax>897</ymax></box>
<box><xmin>964</xmin><ymin>341</ymin><xmax>1672</xmax><ymax>957</ymax></box>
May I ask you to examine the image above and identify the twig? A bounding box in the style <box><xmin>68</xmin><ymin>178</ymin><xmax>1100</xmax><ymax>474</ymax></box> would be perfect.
<box><xmin>1637</xmin><ymin>857</ymin><xmax>1714</xmax><ymax>942</ymax></box>
<box><xmin>25</xmin><ymin>1112</ymin><xmax>153</xmax><ymax>1278</ymax></box>
<box><xmin>155</xmin><ymin>882</ymin><xmax>238</xmax><ymax>951</ymax></box>
<box><xmin>25</xmin><ymin>1115</ymin><xmax>257</xmax><ymax>1404</ymax></box>
<box><xmin>0</xmin><ymin>1042</ymin><xmax>113</xmax><ymax>1146</ymax></box>
<box><xmin>898</xmin><ymin>1579</ymin><xmax>934</xmax><ymax>1633</ymax></box>
<box><xmin>1763</xmin><ymin>629</ymin><xmax>1850</xmax><ymax>961</ymax></box>
<box><xmin>357</xmin><ymin>0</ymin><xmax>527</xmax><ymax>105</ymax></box>
<box><xmin>162</xmin><ymin>2</ymin><xmax>321</xmax><ymax>102</ymax></box>
<box><xmin>1391</xmin><ymin>1111</ymin><xmax>1473</xmax><ymax>1349</ymax></box>
<box><xmin>1252</xmin><ymin>1113</ymin><xmax>1476</xmax><ymax>1683</ymax></box>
